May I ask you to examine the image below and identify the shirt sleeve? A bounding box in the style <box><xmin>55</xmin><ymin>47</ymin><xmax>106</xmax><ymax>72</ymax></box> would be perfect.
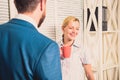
<box><xmin>80</xmin><ymin>47</ymin><xmax>91</xmax><ymax>64</ymax></box>
<box><xmin>34</xmin><ymin>42</ymin><xmax>62</xmax><ymax>80</ymax></box>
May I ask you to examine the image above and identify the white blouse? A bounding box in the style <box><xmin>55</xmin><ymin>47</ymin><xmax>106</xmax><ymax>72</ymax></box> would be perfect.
<box><xmin>58</xmin><ymin>40</ymin><xmax>91</xmax><ymax>80</ymax></box>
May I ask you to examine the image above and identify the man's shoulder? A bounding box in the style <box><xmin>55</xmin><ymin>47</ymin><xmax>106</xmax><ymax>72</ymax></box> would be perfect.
<box><xmin>37</xmin><ymin>32</ymin><xmax>56</xmax><ymax>44</ymax></box>
<box><xmin>32</xmin><ymin>31</ymin><xmax>57</xmax><ymax>46</ymax></box>
<box><xmin>0</xmin><ymin>21</ymin><xmax>9</xmax><ymax>27</ymax></box>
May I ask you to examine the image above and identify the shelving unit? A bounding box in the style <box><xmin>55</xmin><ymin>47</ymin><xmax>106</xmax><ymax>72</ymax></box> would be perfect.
<box><xmin>83</xmin><ymin>0</ymin><xmax>119</xmax><ymax>80</ymax></box>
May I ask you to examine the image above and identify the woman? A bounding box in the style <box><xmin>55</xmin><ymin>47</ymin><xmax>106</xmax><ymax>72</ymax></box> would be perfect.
<box><xmin>59</xmin><ymin>16</ymin><xmax>94</xmax><ymax>80</ymax></box>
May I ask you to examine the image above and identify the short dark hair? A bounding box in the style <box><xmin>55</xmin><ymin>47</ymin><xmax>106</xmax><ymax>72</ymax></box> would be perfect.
<box><xmin>14</xmin><ymin>0</ymin><xmax>40</xmax><ymax>13</ymax></box>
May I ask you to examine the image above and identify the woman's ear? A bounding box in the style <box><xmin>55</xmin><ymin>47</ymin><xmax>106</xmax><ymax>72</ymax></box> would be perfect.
<box><xmin>62</xmin><ymin>26</ymin><xmax>64</xmax><ymax>32</ymax></box>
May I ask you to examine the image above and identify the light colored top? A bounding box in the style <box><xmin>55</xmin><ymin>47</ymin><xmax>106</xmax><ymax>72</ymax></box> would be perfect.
<box><xmin>15</xmin><ymin>14</ymin><xmax>38</xmax><ymax>30</ymax></box>
<box><xmin>58</xmin><ymin>40</ymin><xmax>91</xmax><ymax>80</ymax></box>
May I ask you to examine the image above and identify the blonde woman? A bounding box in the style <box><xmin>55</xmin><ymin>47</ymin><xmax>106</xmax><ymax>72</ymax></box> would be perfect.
<box><xmin>58</xmin><ymin>16</ymin><xmax>94</xmax><ymax>80</ymax></box>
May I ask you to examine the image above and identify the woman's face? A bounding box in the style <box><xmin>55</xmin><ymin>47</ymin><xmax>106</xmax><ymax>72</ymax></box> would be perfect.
<box><xmin>62</xmin><ymin>20</ymin><xmax>80</xmax><ymax>41</ymax></box>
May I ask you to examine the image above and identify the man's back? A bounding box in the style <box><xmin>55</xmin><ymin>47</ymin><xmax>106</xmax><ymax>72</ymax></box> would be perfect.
<box><xmin>0</xmin><ymin>19</ymin><xmax>62</xmax><ymax>80</ymax></box>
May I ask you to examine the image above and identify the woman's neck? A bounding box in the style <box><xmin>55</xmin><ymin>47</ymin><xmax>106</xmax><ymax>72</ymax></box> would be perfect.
<box><xmin>63</xmin><ymin>39</ymin><xmax>74</xmax><ymax>47</ymax></box>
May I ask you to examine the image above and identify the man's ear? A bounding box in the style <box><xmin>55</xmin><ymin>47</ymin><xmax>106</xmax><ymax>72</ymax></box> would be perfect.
<box><xmin>14</xmin><ymin>0</ymin><xmax>17</xmax><ymax>8</ymax></box>
<box><xmin>40</xmin><ymin>0</ymin><xmax>42</xmax><ymax>11</ymax></box>
<box><xmin>40</xmin><ymin>0</ymin><xmax>46</xmax><ymax>11</ymax></box>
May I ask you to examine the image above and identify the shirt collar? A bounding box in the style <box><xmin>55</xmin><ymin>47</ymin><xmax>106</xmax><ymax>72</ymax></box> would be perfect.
<box><xmin>15</xmin><ymin>14</ymin><xmax>38</xmax><ymax>30</ymax></box>
<box><xmin>60</xmin><ymin>40</ymin><xmax>80</xmax><ymax>48</ymax></box>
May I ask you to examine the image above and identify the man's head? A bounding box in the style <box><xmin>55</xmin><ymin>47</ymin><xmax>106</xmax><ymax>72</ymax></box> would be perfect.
<box><xmin>14</xmin><ymin>0</ymin><xmax>46</xmax><ymax>27</ymax></box>
<box><xmin>14</xmin><ymin>0</ymin><xmax>40</xmax><ymax>13</ymax></box>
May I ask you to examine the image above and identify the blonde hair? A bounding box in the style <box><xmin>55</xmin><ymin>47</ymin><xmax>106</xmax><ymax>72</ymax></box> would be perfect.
<box><xmin>62</xmin><ymin>16</ymin><xmax>80</xmax><ymax>29</ymax></box>
<box><xmin>61</xmin><ymin>16</ymin><xmax>80</xmax><ymax>40</ymax></box>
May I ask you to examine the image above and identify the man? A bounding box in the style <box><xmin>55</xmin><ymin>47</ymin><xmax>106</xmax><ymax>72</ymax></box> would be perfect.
<box><xmin>0</xmin><ymin>0</ymin><xmax>62</xmax><ymax>80</ymax></box>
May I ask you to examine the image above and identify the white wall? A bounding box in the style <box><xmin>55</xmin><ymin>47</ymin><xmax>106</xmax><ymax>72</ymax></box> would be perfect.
<box><xmin>39</xmin><ymin>0</ymin><xmax>84</xmax><ymax>43</ymax></box>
